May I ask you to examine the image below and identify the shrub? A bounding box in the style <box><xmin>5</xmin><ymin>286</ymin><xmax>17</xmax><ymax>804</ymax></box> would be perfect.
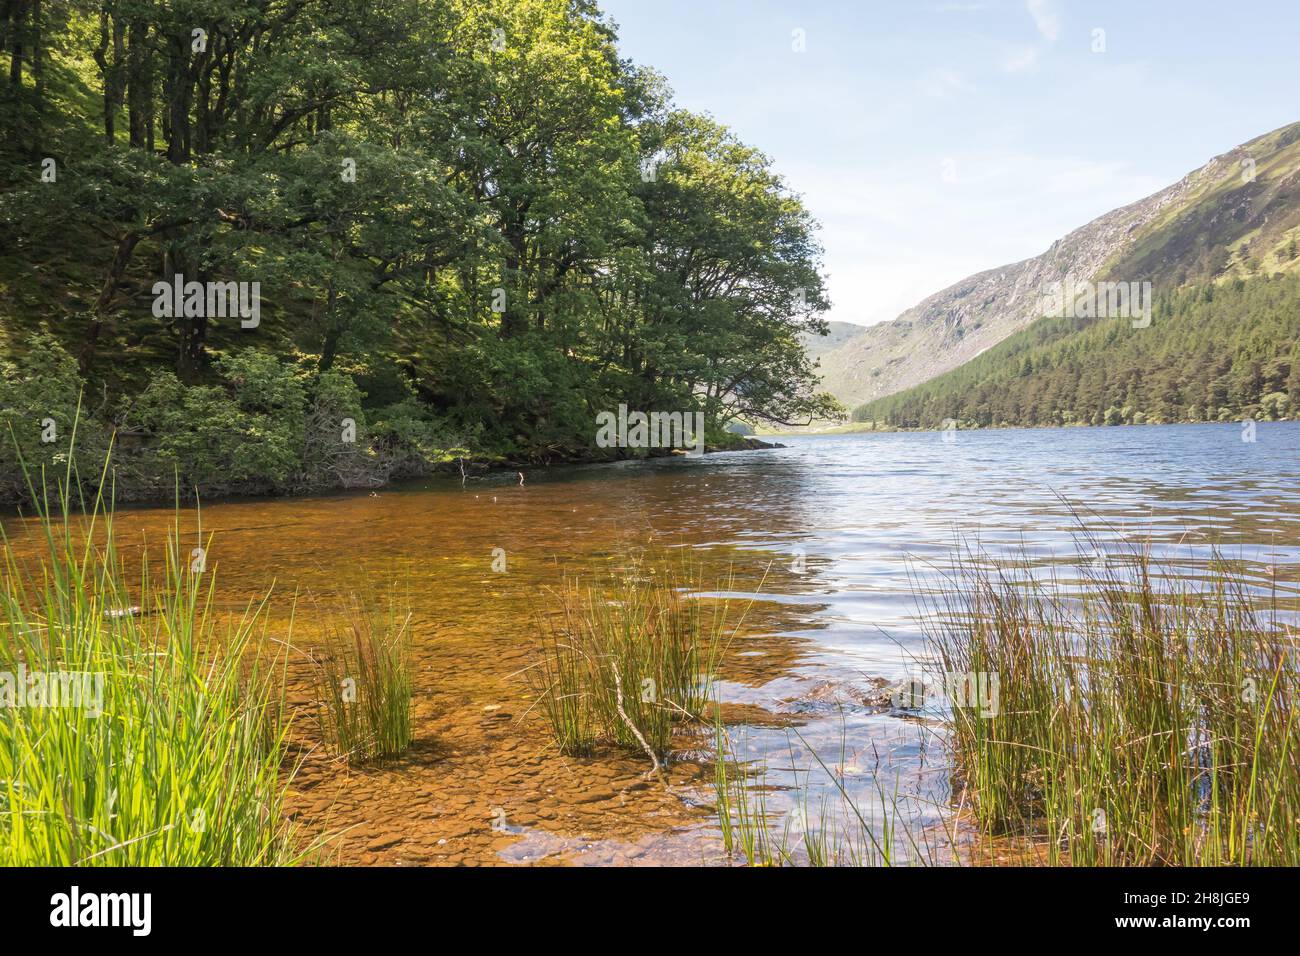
<box><xmin>132</xmin><ymin>353</ymin><xmax>306</xmax><ymax>495</ymax></box>
<box><xmin>1259</xmin><ymin>390</ymin><xmax>1289</xmax><ymax>420</ymax></box>
<box><xmin>370</xmin><ymin>395</ymin><xmax>469</xmax><ymax>478</ymax></box>
<box><xmin>298</xmin><ymin>370</ymin><xmax>378</xmax><ymax>490</ymax></box>
<box><xmin>0</xmin><ymin>334</ymin><xmax>108</xmax><ymax>503</ymax></box>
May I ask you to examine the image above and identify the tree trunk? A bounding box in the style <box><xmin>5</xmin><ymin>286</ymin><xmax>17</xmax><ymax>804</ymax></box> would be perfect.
<box><xmin>92</xmin><ymin>11</ymin><xmax>127</xmax><ymax>145</ymax></box>
<box><xmin>0</xmin><ymin>2</ymin><xmax>9</xmax><ymax>74</ymax></box>
<box><xmin>193</xmin><ymin>28</ymin><xmax>214</xmax><ymax>152</ymax></box>
<box><xmin>318</xmin><ymin>281</ymin><xmax>340</xmax><ymax>372</ymax></box>
<box><xmin>127</xmin><ymin>18</ymin><xmax>150</xmax><ymax>148</ymax></box>
<box><xmin>92</xmin><ymin>13</ymin><xmax>111</xmax><ymax>141</ymax></box>
<box><xmin>31</xmin><ymin>0</ymin><xmax>41</xmax><ymax>104</ymax></box>
<box><xmin>166</xmin><ymin>244</ymin><xmax>207</xmax><ymax>381</ymax></box>
<box><xmin>499</xmin><ymin>220</ymin><xmax>527</xmax><ymax>338</ymax></box>
<box><xmin>9</xmin><ymin>0</ymin><xmax>23</xmax><ymax>87</ymax></box>
<box><xmin>165</xmin><ymin>31</ymin><xmax>190</xmax><ymax>163</ymax></box>
<box><xmin>80</xmin><ymin>231</ymin><xmax>142</xmax><ymax>373</ymax></box>
<box><xmin>178</xmin><ymin>312</ymin><xmax>207</xmax><ymax>381</ymax></box>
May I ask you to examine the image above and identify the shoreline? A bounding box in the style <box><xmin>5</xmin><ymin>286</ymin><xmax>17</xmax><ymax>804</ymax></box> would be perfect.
<box><xmin>0</xmin><ymin>436</ymin><xmax>785</xmax><ymax>515</ymax></box>
<box><xmin>765</xmin><ymin>416</ymin><xmax>1299</xmax><ymax>438</ymax></box>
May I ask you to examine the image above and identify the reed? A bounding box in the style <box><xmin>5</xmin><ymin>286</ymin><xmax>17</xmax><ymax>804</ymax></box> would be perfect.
<box><xmin>921</xmin><ymin>538</ymin><xmax>1299</xmax><ymax>865</ymax></box>
<box><xmin>528</xmin><ymin>552</ymin><xmax>732</xmax><ymax>760</ymax></box>
<box><xmin>527</xmin><ymin>619</ymin><xmax>596</xmax><ymax>757</ymax></box>
<box><xmin>310</xmin><ymin>592</ymin><xmax>413</xmax><ymax>765</ymax></box>
<box><xmin>0</xmin><ymin>460</ymin><xmax>297</xmax><ymax>866</ymax></box>
<box><xmin>712</xmin><ymin>722</ymin><xmax>779</xmax><ymax>865</ymax></box>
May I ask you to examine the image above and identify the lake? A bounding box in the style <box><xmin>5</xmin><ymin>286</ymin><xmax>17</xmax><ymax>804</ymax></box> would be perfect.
<box><xmin>5</xmin><ymin>421</ymin><xmax>1298</xmax><ymax>864</ymax></box>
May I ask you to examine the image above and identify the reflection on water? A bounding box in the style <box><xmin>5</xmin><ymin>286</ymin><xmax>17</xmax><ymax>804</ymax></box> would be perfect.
<box><xmin>4</xmin><ymin>421</ymin><xmax>1299</xmax><ymax>865</ymax></box>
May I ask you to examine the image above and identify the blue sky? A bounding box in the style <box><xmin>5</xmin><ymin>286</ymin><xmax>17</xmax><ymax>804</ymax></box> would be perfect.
<box><xmin>599</xmin><ymin>0</ymin><xmax>1300</xmax><ymax>326</ymax></box>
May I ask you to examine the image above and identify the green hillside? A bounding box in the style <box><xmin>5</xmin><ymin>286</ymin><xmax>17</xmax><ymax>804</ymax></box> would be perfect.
<box><xmin>1097</xmin><ymin>122</ymin><xmax>1300</xmax><ymax>290</ymax></box>
<box><xmin>853</xmin><ymin>274</ymin><xmax>1300</xmax><ymax>429</ymax></box>
<box><xmin>822</xmin><ymin>120</ymin><xmax>1300</xmax><ymax>417</ymax></box>
<box><xmin>853</xmin><ymin>121</ymin><xmax>1300</xmax><ymax>432</ymax></box>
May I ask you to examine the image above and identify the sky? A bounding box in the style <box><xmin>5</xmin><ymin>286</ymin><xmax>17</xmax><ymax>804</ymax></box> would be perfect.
<box><xmin>598</xmin><ymin>0</ymin><xmax>1300</xmax><ymax>327</ymax></box>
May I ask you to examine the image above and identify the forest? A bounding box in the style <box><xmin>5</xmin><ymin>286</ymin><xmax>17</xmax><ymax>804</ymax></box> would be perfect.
<box><xmin>0</xmin><ymin>0</ymin><xmax>840</xmax><ymax>503</ymax></box>
<box><xmin>853</xmin><ymin>275</ymin><xmax>1300</xmax><ymax>431</ymax></box>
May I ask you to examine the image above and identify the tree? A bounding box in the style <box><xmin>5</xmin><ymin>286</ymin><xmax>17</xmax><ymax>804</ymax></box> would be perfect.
<box><xmin>631</xmin><ymin>110</ymin><xmax>838</xmax><ymax>427</ymax></box>
<box><xmin>0</xmin><ymin>0</ymin><xmax>844</xmax><ymax>498</ymax></box>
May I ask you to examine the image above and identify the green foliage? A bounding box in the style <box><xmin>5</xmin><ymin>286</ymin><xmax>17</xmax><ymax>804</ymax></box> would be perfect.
<box><xmin>1259</xmin><ymin>390</ymin><xmax>1289</xmax><ymax>420</ymax></box>
<box><xmin>1</xmin><ymin>0</ymin><xmax>837</xmax><ymax>501</ymax></box>
<box><xmin>855</xmin><ymin>275</ymin><xmax>1300</xmax><ymax>429</ymax></box>
<box><xmin>132</xmin><ymin>353</ymin><xmax>307</xmax><ymax>494</ymax></box>
<box><xmin>0</xmin><ymin>337</ymin><xmax>461</xmax><ymax>503</ymax></box>
<box><xmin>0</xmin><ymin>335</ymin><xmax>109</xmax><ymax>502</ymax></box>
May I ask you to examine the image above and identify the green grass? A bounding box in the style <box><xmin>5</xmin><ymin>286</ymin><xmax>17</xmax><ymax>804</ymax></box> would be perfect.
<box><xmin>527</xmin><ymin>552</ymin><xmax>735</xmax><ymax>762</ymax></box>
<box><xmin>309</xmin><ymin>591</ymin><xmax>413</xmax><ymax>766</ymax></box>
<box><xmin>921</xmin><ymin>538</ymin><xmax>1299</xmax><ymax>865</ymax></box>
<box><xmin>0</xmin><ymin>462</ymin><xmax>299</xmax><ymax>866</ymax></box>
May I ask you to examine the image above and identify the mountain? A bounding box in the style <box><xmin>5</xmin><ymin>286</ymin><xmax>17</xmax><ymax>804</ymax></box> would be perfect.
<box><xmin>801</xmin><ymin>320</ymin><xmax>866</xmax><ymax>362</ymax></box>
<box><xmin>852</xmin><ymin>274</ymin><xmax>1300</xmax><ymax>429</ymax></box>
<box><xmin>816</xmin><ymin>121</ymin><xmax>1300</xmax><ymax>413</ymax></box>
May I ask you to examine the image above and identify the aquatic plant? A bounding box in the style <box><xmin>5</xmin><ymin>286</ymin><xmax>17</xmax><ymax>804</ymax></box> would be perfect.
<box><xmin>921</xmin><ymin>535</ymin><xmax>1299</xmax><ymax>865</ymax></box>
<box><xmin>710</xmin><ymin>717</ymin><xmax>944</xmax><ymax>868</ymax></box>
<box><xmin>528</xmin><ymin>620</ymin><xmax>596</xmax><ymax>757</ymax></box>
<box><xmin>310</xmin><ymin>592</ymin><xmax>413</xmax><ymax>765</ymax></box>
<box><xmin>0</xmin><ymin>451</ymin><xmax>298</xmax><ymax>866</ymax></box>
<box><xmin>712</xmin><ymin>721</ymin><xmax>780</xmax><ymax>866</ymax></box>
<box><xmin>528</xmin><ymin>552</ymin><xmax>733</xmax><ymax>761</ymax></box>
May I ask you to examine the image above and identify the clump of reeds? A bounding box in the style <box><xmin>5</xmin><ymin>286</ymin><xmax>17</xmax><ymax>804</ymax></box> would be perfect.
<box><xmin>310</xmin><ymin>592</ymin><xmax>413</xmax><ymax>765</ymax></box>
<box><xmin>921</xmin><ymin>535</ymin><xmax>1299</xmax><ymax>865</ymax></box>
<box><xmin>527</xmin><ymin>552</ymin><xmax>732</xmax><ymax>762</ymax></box>
<box><xmin>0</xmin><ymin>461</ymin><xmax>297</xmax><ymax>866</ymax></box>
<box><xmin>529</xmin><ymin>623</ymin><xmax>596</xmax><ymax>757</ymax></box>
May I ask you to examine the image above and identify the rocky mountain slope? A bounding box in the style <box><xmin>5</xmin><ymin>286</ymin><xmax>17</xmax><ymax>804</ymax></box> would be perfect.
<box><xmin>816</xmin><ymin>121</ymin><xmax>1300</xmax><ymax>413</ymax></box>
<box><xmin>801</xmin><ymin>320</ymin><xmax>866</xmax><ymax>361</ymax></box>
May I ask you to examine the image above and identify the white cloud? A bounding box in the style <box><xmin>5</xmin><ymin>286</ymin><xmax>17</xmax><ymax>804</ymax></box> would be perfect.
<box><xmin>1026</xmin><ymin>0</ymin><xmax>1061</xmax><ymax>42</ymax></box>
<box><xmin>1001</xmin><ymin>46</ymin><xmax>1041</xmax><ymax>74</ymax></box>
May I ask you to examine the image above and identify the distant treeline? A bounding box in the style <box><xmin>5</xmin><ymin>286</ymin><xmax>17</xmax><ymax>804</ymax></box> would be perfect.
<box><xmin>0</xmin><ymin>0</ymin><xmax>838</xmax><ymax>503</ymax></box>
<box><xmin>853</xmin><ymin>275</ymin><xmax>1300</xmax><ymax>429</ymax></box>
